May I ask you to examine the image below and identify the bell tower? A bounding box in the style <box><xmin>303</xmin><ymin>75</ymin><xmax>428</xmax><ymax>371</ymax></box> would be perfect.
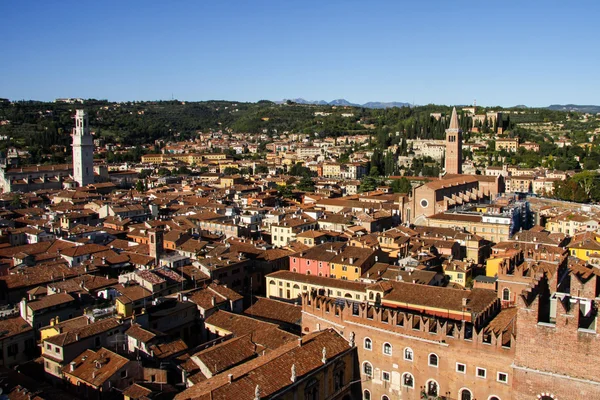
<box><xmin>445</xmin><ymin>107</ymin><xmax>462</xmax><ymax>175</ymax></box>
<box><xmin>72</xmin><ymin>109</ymin><xmax>94</xmax><ymax>187</ymax></box>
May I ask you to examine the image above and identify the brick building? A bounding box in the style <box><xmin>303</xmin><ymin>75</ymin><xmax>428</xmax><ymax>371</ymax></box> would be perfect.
<box><xmin>302</xmin><ymin>290</ymin><xmax>514</xmax><ymax>400</ymax></box>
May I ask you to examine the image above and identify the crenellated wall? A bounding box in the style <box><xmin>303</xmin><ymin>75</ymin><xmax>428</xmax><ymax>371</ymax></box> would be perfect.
<box><xmin>301</xmin><ymin>293</ymin><xmax>515</xmax><ymax>400</ymax></box>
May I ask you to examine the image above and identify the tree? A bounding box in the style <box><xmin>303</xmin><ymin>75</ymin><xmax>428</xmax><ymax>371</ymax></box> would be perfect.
<box><xmin>255</xmin><ymin>164</ymin><xmax>269</xmax><ymax>174</ymax></box>
<box><xmin>157</xmin><ymin>167</ymin><xmax>171</xmax><ymax>176</ymax></box>
<box><xmin>223</xmin><ymin>167</ymin><xmax>240</xmax><ymax>175</ymax></box>
<box><xmin>391</xmin><ymin>177</ymin><xmax>412</xmax><ymax>193</ymax></box>
<box><xmin>360</xmin><ymin>175</ymin><xmax>380</xmax><ymax>192</ymax></box>
<box><xmin>277</xmin><ymin>184</ymin><xmax>293</xmax><ymax>198</ymax></box>
<box><xmin>572</xmin><ymin>171</ymin><xmax>599</xmax><ymax>199</ymax></box>
<box><xmin>10</xmin><ymin>194</ymin><xmax>21</xmax><ymax>208</ymax></box>
<box><xmin>289</xmin><ymin>163</ymin><xmax>313</xmax><ymax>178</ymax></box>
<box><xmin>296</xmin><ymin>176</ymin><xmax>315</xmax><ymax>192</ymax></box>
<box><xmin>135</xmin><ymin>179</ymin><xmax>146</xmax><ymax>192</ymax></box>
<box><xmin>175</xmin><ymin>166</ymin><xmax>192</xmax><ymax>175</ymax></box>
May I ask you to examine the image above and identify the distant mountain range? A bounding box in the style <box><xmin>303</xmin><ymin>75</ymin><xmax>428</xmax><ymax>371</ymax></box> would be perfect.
<box><xmin>277</xmin><ymin>99</ymin><xmax>600</xmax><ymax>113</ymax></box>
<box><xmin>547</xmin><ymin>104</ymin><xmax>600</xmax><ymax>113</ymax></box>
<box><xmin>279</xmin><ymin>98</ymin><xmax>412</xmax><ymax>109</ymax></box>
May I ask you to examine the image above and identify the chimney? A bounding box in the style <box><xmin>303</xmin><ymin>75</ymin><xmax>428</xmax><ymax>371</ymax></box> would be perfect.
<box><xmin>462</xmin><ymin>298</ymin><xmax>468</xmax><ymax>307</ymax></box>
<box><xmin>228</xmin><ymin>373</ymin><xmax>233</xmax><ymax>383</ymax></box>
<box><xmin>297</xmin><ymin>337</ymin><xmax>302</xmax><ymax>347</ymax></box>
<box><xmin>321</xmin><ymin>347</ymin><xmax>327</xmax><ymax>364</ymax></box>
<box><xmin>211</xmin><ymin>296</ymin><xmax>216</xmax><ymax>307</ymax></box>
<box><xmin>69</xmin><ymin>361</ymin><xmax>76</xmax><ymax>372</ymax></box>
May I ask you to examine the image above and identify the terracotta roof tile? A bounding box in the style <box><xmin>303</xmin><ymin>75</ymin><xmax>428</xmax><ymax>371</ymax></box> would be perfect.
<box><xmin>244</xmin><ymin>297</ymin><xmax>301</xmax><ymax>325</ymax></box>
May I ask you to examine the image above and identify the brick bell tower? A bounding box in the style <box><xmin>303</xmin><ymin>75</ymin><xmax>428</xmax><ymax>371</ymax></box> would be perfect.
<box><xmin>445</xmin><ymin>107</ymin><xmax>462</xmax><ymax>175</ymax></box>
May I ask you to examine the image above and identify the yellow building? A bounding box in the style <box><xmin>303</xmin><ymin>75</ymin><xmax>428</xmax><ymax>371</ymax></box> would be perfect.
<box><xmin>203</xmin><ymin>153</ymin><xmax>227</xmax><ymax>161</ymax></box>
<box><xmin>425</xmin><ymin>213</ymin><xmax>511</xmax><ymax>243</ymax></box>
<box><xmin>115</xmin><ymin>286</ymin><xmax>152</xmax><ymax>317</ymax></box>
<box><xmin>39</xmin><ymin>315</ymin><xmax>90</xmax><ymax>341</ymax></box>
<box><xmin>567</xmin><ymin>232</ymin><xmax>600</xmax><ymax>262</ymax></box>
<box><xmin>141</xmin><ymin>154</ymin><xmax>168</xmax><ymax>164</ymax></box>
<box><xmin>218</xmin><ymin>161</ymin><xmax>240</xmax><ymax>173</ymax></box>
<box><xmin>322</xmin><ymin>163</ymin><xmax>342</xmax><ymax>178</ymax></box>
<box><xmin>329</xmin><ymin>246</ymin><xmax>382</xmax><ymax>281</ymax></box>
<box><xmin>443</xmin><ymin>260</ymin><xmax>472</xmax><ymax>287</ymax></box>
<box><xmin>485</xmin><ymin>249</ymin><xmax>522</xmax><ymax>277</ymax></box>
<box><xmin>545</xmin><ymin>212</ymin><xmax>599</xmax><ymax>236</ymax></box>
<box><xmin>220</xmin><ymin>175</ymin><xmax>245</xmax><ymax>188</ymax></box>
<box><xmin>496</xmin><ymin>138</ymin><xmax>519</xmax><ymax>152</ymax></box>
<box><xmin>266</xmin><ymin>270</ymin><xmax>368</xmax><ymax>302</ymax></box>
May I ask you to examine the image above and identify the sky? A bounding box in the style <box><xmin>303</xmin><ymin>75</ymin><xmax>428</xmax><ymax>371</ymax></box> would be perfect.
<box><xmin>1</xmin><ymin>0</ymin><xmax>599</xmax><ymax>107</ymax></box>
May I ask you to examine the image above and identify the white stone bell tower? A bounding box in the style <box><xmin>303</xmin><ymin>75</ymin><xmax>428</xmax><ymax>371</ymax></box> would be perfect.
<box><xmin>72</xmin><ymin>109</ymin><xmax>94</xmax><ymax>187</ymax></box>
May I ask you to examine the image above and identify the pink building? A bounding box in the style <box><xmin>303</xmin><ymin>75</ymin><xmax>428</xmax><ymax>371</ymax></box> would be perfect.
<box><xmin>289</xmin><ymin>242</ymin><xmax>345</xmax><ymax>277</ymax></box>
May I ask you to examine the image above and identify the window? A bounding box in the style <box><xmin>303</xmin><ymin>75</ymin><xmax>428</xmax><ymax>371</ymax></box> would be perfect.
<box><xmin>460</xmin><ymin>388</ymin><xmax>473</xmax><ymax>400</ymax></box>
<box><xmin>426</xmin><ymin>380</ymin><xmax>439</xmax><ymax>397</ymax></box>
<box><xmin>428</xmin><ymin>353</ymin><xmax>438</xmax><ymax>367</ymax></box>
<box><xmin>364</xmin><ymin>338</ymin><xmax>372</xmax><ymax>350</ymax></box>
<box><xmin>46</xmin><ymin>343</ymin><xmax>51</xmax><ymax>350</ymax></box>
<box><xmin>120</xmin><ymin>370</ymin><xmax>128</xmax><ymax>378</ymax></box>
<box><xmin>363</xmin><ymin>390</ymin><xmax>371</xmax><ymax>400</ymax></box>
<box><xmin>363</xmin><ymin>362</ymin><xmax>373</xmax><ymax>377</ymax></box>
<box><xmin>304</xmin><ymin>378</ymin><xmax>319</xmax><ymax>400</ymax></box>
<box><xmin>502</xmin><ymin>288</ymin><xmax>510</xmax><ymax>301</ymax></box>
<box><xmin>382</xmin><ymin>371</ymin><xmax>390</xmax><ymax>382</ymax></box>
<box><xmin>7</xmin><ymin>344</ymin><xmax>18</xmax><ymax>357</ymax></box>
<box><xmin>383</xmin><ymin>342</ymin><xmax>392</xmax><ymax>355</ymax></box>
<box><xmin>404</xmin><ymin>347</ymin><xmax>413</xmax><ymax>361</ymax></box>
<box><xmin>476</xmin><ymin>367</ymin><xmax>487</xmax><ymax>378</ymax></box>
<box><xmin>489</xmin><ymin>397</ymin><xmax>501</xmax><ymax>400</ymax></box>
<box><xmin>497</xmin><ymin>372</ymin><xmax>508</xmax><ymax>383</ymax></box>
<box><xmin>456</xmin><ymin>363</ymin><xmax>466</xmax><ymax>374</ymax></box>
<box><xmin>382</xmin><ymin>397</ymin><xmax>390</xmax><ymax>400</ymax></box>
<box><xmin>402</xmin><ymin>372</ymin><xmax>414</xmax><ymax>388</ymax></box>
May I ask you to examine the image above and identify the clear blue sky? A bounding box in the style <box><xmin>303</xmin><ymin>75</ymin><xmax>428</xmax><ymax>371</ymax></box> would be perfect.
<box><xmin>1</xmin><ymin>0</ymin><xmax>598</xmax><ymax>107</ymax></box>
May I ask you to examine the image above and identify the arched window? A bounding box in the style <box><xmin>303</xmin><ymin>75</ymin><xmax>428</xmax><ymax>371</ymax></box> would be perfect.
<box><xmin>429</xmin><ymin>353</ymin><xmax>438</xmax><ymax>367</ymax></box>
<box><xmin>304</xmin><ymin>378</ymin><xmax>319</xmax><ymax>400</ymax></box>
<box><xmin>426</xmin><ymin>380</ymin><xmax>439</xmax><ymax>396</ymax></box>
<box><xmin>293</xmin><ymin>284</ymin><xmax>300</xmax><ymax>289</ymax></box>
<box><xmin>402</xmin><ymin>372</ymin><xmax>414</xmax><ymax>388</ymax></box>
<box><xmin>292</xmin><ymin>268</ymin><xmax>297</xmax><ymax>272</ymax></box>
<box><xmin>502</xmin><ymin>288</ymin><xmax>510</xmax><ymax>301</ymax></box>
<box><xmin>363</xmin><ymin>362</ymin><xmax>373</xmax><ymax>377</ymax></box>
<box><xmin>364</xmin><ymin>338</ymin><xmax>372</xmax><ymax>350</ymax></box>
<box><xmin>460</xmin><ymin>388</ymin><xmax>473</xmax><ymax>400</ymax></box>
<box><xmin>404</xmin><ymin>347</ymin><xmax>413</xmax><ymax>361</ymax></box>
<box><xmin>363</xmin><ymin>390</ymin><xmax>371</xmax><ymax>400</ymax></box>
<box><xmin>488</xmin><ymin>396</ymin><xmax>501</xmax><ymax>400</ymax></box>
<box><xmin>382</xmin><ymin>396</ymin><xmax>390</xmax><ymax>400</ymax></box>
<box><xmin>383</xmin><ymin>342</ymin><xmax>392</xmax><ymax>355</ymax></box>
<box><xmin>269</xmin><ymin>280</ymin><xmax>276</xmax><ymax>285</ymax></box>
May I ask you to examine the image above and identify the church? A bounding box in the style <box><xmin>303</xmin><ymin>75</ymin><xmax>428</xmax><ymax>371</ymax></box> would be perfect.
<box><xmin>401</xmin><ymin>107</ymin><xmax>504</xmax><ymax>224</ymax></box>
<box><xmin>0</xmin><ymin>110</ymin><xmax>99</xmax><ymax>193</ymax></box>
